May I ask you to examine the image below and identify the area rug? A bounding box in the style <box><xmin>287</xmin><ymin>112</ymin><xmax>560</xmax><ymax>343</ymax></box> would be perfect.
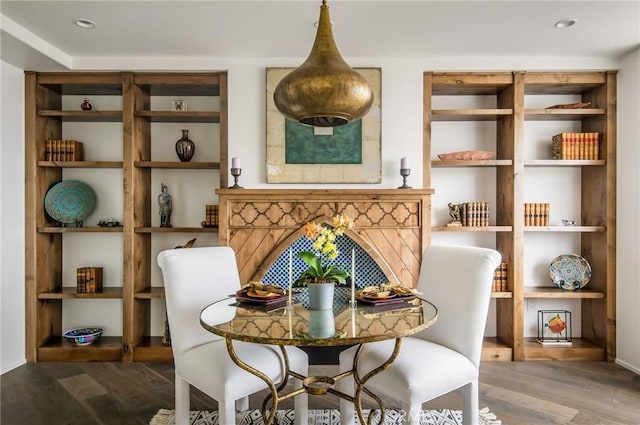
<box><xmin>149</xmin><ymin>408</ymin><xmax>501</xmax><ymax>425</ymax></box>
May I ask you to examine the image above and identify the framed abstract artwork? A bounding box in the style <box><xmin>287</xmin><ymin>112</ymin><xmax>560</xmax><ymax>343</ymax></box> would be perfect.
<box><xmin>265</xmin><ymin>67</ymin><xmax>382</xmax><ymax>183</ymax></box>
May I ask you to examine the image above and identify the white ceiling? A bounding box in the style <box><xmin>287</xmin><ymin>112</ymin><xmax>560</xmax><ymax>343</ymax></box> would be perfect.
<box><xmin>1</xmin><ymin>0</ymin><xmax>639</xmax><ymax>71</ymax></box>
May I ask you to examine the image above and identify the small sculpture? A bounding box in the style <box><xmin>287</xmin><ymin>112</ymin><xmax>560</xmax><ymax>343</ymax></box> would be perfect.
<box><xmin>81</xmin><ymin>99</ymin><xmax>92</xmax><ymax>111</ymax></box>
<box><xmin>447</xmin><ymin>203</ymin><xmax>462</xmax><ymax>227</ymax></box>
<box><xmin>158</xmin><ymin>183</ymin><xmax>172</xmax><ymax>228</ymax></box>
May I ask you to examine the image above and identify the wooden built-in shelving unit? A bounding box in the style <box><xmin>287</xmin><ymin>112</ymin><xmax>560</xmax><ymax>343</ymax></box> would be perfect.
<box><xmin>424</xmin><ymin>71</ymin><xmax>616</xmax><ymax>362</ymax></box>
<box><xmin>25</xmin><ymin>71</ymin><xmax>227</xmax><ymax>363</ymax></box>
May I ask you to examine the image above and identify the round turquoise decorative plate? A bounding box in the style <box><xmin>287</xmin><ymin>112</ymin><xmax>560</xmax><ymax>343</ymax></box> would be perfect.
<box><xmin>44</xmin><ymin>180</ymin><xmax>96</xmax><ymax>225</ymax></box>
<box><xmin>549</xmin><ymin>254</ymin><xmax>591</xmax><ymax>290</ymax></box>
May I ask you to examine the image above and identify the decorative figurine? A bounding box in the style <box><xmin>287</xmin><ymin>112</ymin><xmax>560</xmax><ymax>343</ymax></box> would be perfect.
<box><xmin>158</xmin><ymin>183</ymin><xmax>172</xmax><ymax>227</ymax></box>
<box><xmin>447</xmin><ymin>202</ymin><xmax>462</xmax><ymax>227</ymax></box>
<box><xmin>81</xmin><ymin>98</ymin><xmax>92</xmax><ymax>111</ymax></box>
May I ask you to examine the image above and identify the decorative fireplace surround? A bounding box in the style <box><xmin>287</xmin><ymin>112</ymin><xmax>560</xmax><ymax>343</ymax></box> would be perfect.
<box><xmin>216</xmin><ymin>189</ymin><xmax>434</xmax><ymax>288</ymax></box>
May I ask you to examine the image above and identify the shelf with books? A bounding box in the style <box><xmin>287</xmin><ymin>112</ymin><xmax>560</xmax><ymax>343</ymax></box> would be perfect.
<box><xmin>37</xmin><ymin>226</ymin><xmax>123</xmax><ymax>233</ymax></box>
<box><xmin>38</xmin><ymin>161</ymin><xmax>124</xmax><ymax>168</ymax></box>
<box><xmin>37</xmin><ymin>287</ymin><xmax>123</xmax><ymax>299</ymax></box>
<box><xmin>431</xmin><ymin>159</ymin><xmax>512</xmax><ymax>167</ymax></box>
<box><xmin>432</xmin><ymin>225</ymin><xmax>512</xmax><ymax>232</ymax></box>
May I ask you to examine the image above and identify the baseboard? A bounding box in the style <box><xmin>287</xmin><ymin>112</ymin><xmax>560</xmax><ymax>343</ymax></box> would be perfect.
<box><xmin>1</xmin><ymin>358</ymin><xmax>26</xmax><ymax>375</ymax></box>
<box><xmin>615</xmin><ymin>358</ymin><xmax>640</xmax><ymax>375</ymax></box>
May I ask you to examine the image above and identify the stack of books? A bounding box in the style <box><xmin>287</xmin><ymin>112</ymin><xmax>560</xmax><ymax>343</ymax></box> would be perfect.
<box><xmin>45</xmin><ymin>140</ymin><xmax>84</xmax><ymax>161</ymax></box>
<box><xmin>201</xmin><ymin>204</ymin><xmax>219</xmax><ymax>228</ymax></box>
<box><xmin>492</xmin><ymin>262</ymin><xmax>509</xmax><ymax>292</ymax></box>
<box><xmin>524</xmin><ymin>203</ymin><xmax>550</xmax><ymax>226</ymax></box>
<box><xmin>459</xmin><ymin>201</ymin><xmax>490</xmax><ymax>226</ymax></box>
<box><xmin>551</xmin><ymin>132</ymin><xmax>599</xmax><ymax>160</ymax></box>
<box><xmin>77</xmin><ymin>267</ymin><xmax>103</xmax><ymax>293</ymax></box>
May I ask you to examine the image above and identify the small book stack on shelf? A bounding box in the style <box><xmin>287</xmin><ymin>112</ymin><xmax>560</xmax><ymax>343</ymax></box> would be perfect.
<box><xmin>524</xmin><ymin>203</ymin><xmax>550</xmax><ymax>226</ymax></box>
<box><xmin>45</xmin><ymin>140</ymin><xmax>84</xmax><ymax>161</ymax></box>
<box><xmin>201</xmin><ymin>204</ymin><xmax>219</xmax><ymax>228</ymax></box>
<box><xmin>492</xmin><ymin>262</ymin><xmax>509</xmax><ymax>292</ymax></box>
<box><xmin>459</xmin><ymin>201</ymin><xmax>490</xmax><ymax>226</ymax></box>
<box><xmin>551</xmin><ymin>132</ymin><xmax>599</xmax><ymax>160</ymax></box>
<box><xmin>76</xmin><ymin>267</ymin><xmax>103</xmax><ymax>293</ymax></box>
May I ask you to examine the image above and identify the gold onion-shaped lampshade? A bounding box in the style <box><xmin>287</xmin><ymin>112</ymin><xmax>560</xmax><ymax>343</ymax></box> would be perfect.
<box><xmin>273</xmin><ymin>0</ymin><xmax>374</xmax><ymax>127</ymax></box>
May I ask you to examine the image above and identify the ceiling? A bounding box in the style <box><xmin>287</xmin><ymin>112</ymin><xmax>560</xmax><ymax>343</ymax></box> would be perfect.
<box><xmin>1</xmin><ymin>0</ymin><xmax>639</xmax><ymax>71</ymax></box>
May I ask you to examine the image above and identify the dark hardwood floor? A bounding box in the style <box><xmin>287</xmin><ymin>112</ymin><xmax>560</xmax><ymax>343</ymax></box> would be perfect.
<box><xmin>1</xmin><ymin>361</ymin><xmax>639</xmax><ymax>425</ymax></box>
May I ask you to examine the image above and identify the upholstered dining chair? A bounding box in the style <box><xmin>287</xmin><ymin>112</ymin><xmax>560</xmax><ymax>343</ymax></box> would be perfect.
<box><xmin>157</xmin><ymin>246</ymin><xmax>308</xmax><ymax>425</ymax></box>
<box><xmin>339</xmin><ymin>245</ymin><xmax>502</xmax><ymax>425</ymax></box>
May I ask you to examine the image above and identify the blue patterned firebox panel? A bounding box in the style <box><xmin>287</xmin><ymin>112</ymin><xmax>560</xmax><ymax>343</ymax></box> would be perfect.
<box><xmin>261</xmin><ymin>235</ymin><xmax>388</xmax><ymax>307</ymax></box>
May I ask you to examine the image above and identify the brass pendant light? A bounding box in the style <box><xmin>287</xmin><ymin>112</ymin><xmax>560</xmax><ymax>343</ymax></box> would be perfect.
<box><xmin>273</xmin><ymin>0</ymin><xmax>374</xmax><ymax>127</ymax></box>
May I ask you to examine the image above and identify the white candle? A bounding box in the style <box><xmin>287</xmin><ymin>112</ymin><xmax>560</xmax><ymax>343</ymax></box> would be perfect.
<box><xmin>231</xmin><ymin>157</ymin><xmax>241</xmax><ymax>169</ymax></box>
<box><xmin>351</xmin><ymin>307</ymin><xmax>356</xmax><ymax>337</ymax></box>
<box><xmin>288</xmin><ymin>248</ymin><xmax>293</xmax><ymax>305</ymax></box>
<box><xmin>351</xmin><ymin>248</ymin><xmax>356</xmax><ymax>304</ymax></box>
<box><xmin>400</xmin><ymin>157</ymin><xmax>409</xmax><ymax>169</ymax></box>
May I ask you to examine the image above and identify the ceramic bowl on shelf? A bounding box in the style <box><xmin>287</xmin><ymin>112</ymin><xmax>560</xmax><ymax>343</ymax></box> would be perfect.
<box><xmin>63</xmin><ymin>327</ymin><xmax>104</xmax><ymax>346</ymax></box>
<box><xmin>549</xmin><ymin>254</ymin><xmax>592</xmax><ymax>291</ymax></box>
<box><xmin>562</xmin><ymin>219</ymin><xmax>576</xmax><ymax>226</ymax></box>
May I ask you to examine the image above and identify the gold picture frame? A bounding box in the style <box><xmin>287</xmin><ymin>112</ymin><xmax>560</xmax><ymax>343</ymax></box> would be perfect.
<box><xmin>266</xmin><ymin>67</ymin><xmax>382</xmax><ymax>183</ymax></box>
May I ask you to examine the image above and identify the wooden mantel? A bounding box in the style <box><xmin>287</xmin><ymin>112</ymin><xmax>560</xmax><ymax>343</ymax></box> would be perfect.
<box><xmin>216</xmin><ymin>189</ymin><xmax>434</xmax><ymax>288</ymax></box>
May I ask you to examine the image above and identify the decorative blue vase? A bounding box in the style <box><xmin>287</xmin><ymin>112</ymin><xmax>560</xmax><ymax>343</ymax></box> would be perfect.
<box><xmin>307</xmin><ymin>282</ymin><xmax>335</xmax><ymax>310</ymax></box>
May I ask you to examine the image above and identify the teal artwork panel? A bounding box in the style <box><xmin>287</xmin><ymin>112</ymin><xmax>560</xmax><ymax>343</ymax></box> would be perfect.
<box><xmin>285</xmin><ymin>120</ymin><xmax>362</xmax><ymax>164</ymax></box>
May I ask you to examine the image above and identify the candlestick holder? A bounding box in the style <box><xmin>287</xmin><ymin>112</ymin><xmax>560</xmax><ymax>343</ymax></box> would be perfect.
<box><xmin>229</xmin><ymin>168</ymin><xmax>244</xmax><ymax>189</ymax></box>
<box><xmin>398</xmin><ymin>168</ymin><xmax>412</xmax><ymax>189</ymax></box>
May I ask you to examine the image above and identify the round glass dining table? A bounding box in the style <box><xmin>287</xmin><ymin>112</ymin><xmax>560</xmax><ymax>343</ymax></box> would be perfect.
<box><xmin>200</xmin><ymin>296</ymin><xmax>438</xmax><ymax>425</ymax></box>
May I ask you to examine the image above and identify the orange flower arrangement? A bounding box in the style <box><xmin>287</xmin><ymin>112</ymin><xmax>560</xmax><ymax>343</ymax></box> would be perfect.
<box><xmin>297</xmin><ymin>214</ymin><xmax>354</xmax><ymax>285</ymax></box>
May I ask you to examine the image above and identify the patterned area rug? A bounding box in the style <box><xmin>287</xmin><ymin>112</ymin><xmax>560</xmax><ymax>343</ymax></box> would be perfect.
<box><xmin>149</xmin><ymin>408</ymin><xmax>501</xmax><ymax>425</ymax></box>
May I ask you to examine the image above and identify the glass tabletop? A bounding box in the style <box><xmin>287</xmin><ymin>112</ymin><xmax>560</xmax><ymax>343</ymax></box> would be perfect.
<box><xmin>200</xmin><ymin>296</ymin><xmax>438</xmax><ymax>347</ymax></box>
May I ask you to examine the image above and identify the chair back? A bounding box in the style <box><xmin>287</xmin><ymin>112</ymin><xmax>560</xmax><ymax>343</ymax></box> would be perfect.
<box><xmin>415</xmin><ymin>245</ymin><xmax>502</xmax><ymax>368</ymax></box>
<box><xmin>157</xmin><ymin>246</ymin><xmax>241</xmax><ymax>359</ymax></box>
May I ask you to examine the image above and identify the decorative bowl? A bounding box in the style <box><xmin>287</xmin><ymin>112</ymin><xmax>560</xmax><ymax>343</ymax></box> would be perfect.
<box><xmin>63</xmin><ymin>327</ymin><xmax>104</xmax><ymax>346</ymax></box>
<box><xmin>44</xmin><ymin>180</ymin><xmax>97</xmax><ymax>225</ymax></box>
<box><xmin>549</xmin><ymin>254</ymin><xmax>591</xmax><ymax>291</ymax></box>
<box><xmin>562</xmin><ymin>219</ymin><xmax>576</xmax><ymax>226</ymax></box>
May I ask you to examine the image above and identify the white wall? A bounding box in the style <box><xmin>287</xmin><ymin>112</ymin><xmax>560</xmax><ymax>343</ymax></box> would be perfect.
<box><xmin>2</xmin><ymin>54</ymin><xmax>640</xmax><ymax>374</ymax></box>
<box><xmin>1</xmin><ymin>60</ymin><xmax>26</xmax><ymax>373</ymax></box>
<box><xmin>616</xmin><ymin>47</ymin><xmax>640</xmax><ymax>374</ymax></box>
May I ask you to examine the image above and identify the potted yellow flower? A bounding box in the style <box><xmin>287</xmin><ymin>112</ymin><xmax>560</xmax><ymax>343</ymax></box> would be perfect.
<box><xmin>297</xmin><ymin>214</ymin><xmax>354</xmax><ymax>309</ymax></box>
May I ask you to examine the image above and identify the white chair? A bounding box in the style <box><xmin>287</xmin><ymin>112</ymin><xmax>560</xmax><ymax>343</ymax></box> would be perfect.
<box><xmin>157</xmin><ymin>246</ymin><xmax>308</xmax><ymax>425</ymax></box>
<box><xmin>339</xmin><ymin>245</ymin><xmax>501</xmax><ymax>425</ymax></box>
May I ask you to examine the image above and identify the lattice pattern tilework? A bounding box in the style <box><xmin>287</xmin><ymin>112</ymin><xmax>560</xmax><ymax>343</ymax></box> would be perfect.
<box><xmin>229</xmin><ymin>201</ymin><xmax>420</xmax><ymax>228</ymax></box>
<box><xmin>261</xmin><ymin>236</ymin><xmax>388</xmax><ymax>307</ymax></box>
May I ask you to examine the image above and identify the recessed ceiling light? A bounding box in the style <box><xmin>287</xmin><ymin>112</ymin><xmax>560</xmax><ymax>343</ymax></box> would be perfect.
<box><xmin>73</xmin><ymin>19</ymin><xmax>96</xmax><ymax>29</ymax></box>
<box><xmin>554</xmin><ymin>19</ymin><xmax>577</xmax><ymax>29</ymax></box>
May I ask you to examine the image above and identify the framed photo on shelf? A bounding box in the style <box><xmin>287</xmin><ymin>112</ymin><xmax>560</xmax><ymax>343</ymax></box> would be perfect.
<box><xmin>171</xmin><ymin>99</ymin><xmax>187</xmax><ymax>112</ymax></box>
<box><xmin>265</xmin><ymin>67</ymin><xmax>382</xmax><ymax>183</ymax></box>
